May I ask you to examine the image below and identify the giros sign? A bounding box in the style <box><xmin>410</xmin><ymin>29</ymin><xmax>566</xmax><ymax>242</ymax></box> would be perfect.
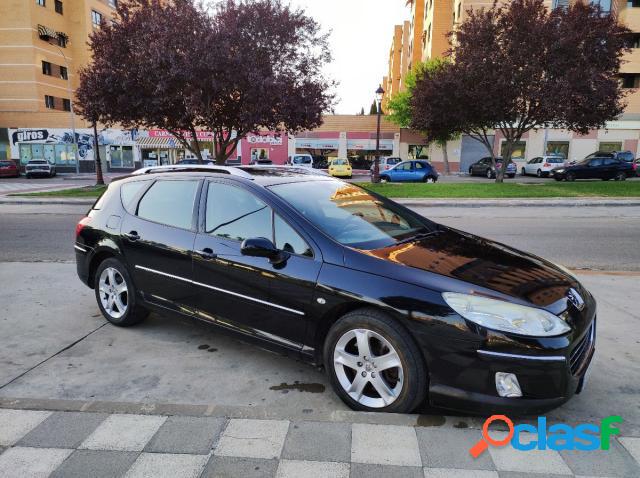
<box><xmin>12</xmin><ymin>129</ymin><xmax>49</xmax><ymax>143</ymax></box>
<box><xmin>247</xmin><ymin>135</ymin><xmax>283</xmax><ymax>146</ymax></box>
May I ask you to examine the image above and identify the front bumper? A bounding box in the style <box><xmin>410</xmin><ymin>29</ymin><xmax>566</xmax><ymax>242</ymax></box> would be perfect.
<box><xmin>421</xmin><ymin>315</ymin><xmax>596</xmax><ymax>416</ymax></box>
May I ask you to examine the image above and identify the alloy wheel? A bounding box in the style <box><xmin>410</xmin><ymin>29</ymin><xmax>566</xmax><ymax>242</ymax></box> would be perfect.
<box><xmin>98</xmin><ymin>267</ymin><xmax>128</xmax><ymax>319</ymax></box>
<box><xmin>333</xmin><ymin>328</ymin><xmax>404</xmax><ymax>408</ymax></box>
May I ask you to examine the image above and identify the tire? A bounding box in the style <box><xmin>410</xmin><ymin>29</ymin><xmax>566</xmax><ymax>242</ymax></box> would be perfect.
<box><xmin>486</xmin><ymin>169</ymin><xmax>493</xmax><ymax>179</ymax></box>
<box><xmin>554</xmin><ymin>176</ymin><xmax>563</xmax><ymax>181</ymax></box>
<box><xmin>468</xmin><ymin>167</ymin><xmax>473</xmax><ymax>176</ymax></box>
<box><xmin>94</xmin><ymin>257</ymin><xmax>149</xmax><ymax>327</ymax></box>
<box><xmin>323</xmin><ymin>308</ymin><xmax>427</xmax><ymax>413</ymax></box>
<box><xmin>25</xmin><ymin>174</ymin><xmax>31</xmax><ymax>179</ymax></box>
<box><xmin>614</xmin><ymin>172</ymin><xmax>626</xmax><ymax>181</ymax></box>
<box><xmin>521</xmin><ymin>168</ymin><xmax>526</xmax><ymax>176</ymax></box>
<box><xmin>507</xmin><ymin>174</ymin><xmax>515</xmax><ymax>179</ymax></box>
<box><xmin>380</xmin><ymin>175</ymin><xmax>389</xmax><ymax>183</ymax></box>
<box><xmin>536</xmin><ymin>169</ymin><xmax>542</xmax><ymax>178</ymax></box>
<box><xmin>566</xmin><ymin>172</ymin><xmax>576</xmax><ymax>182</ymax></box>
<box><xmin>422</xmin><ymin>175</ymin><xmax>436</xmax><ymax>183</ymax></box>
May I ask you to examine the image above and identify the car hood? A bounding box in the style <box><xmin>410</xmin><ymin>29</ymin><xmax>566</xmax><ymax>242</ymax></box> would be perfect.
<box><xmin>349</xmin><ymin>226</ymin><xmax>581</xmax><ymax>312</ymax></box>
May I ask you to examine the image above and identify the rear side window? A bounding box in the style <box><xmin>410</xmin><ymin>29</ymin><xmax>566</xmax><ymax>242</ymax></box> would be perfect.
<box><xmin>589</xmin><ymin>159</ymin><xmax>604</xmax><ymax>167</ymax></box>
<box><xmin>604</xmin><ymin>158</ymin><xmax>620</xmax><ymax>166</ymax></box>
<box><xmin>205</xmin><ymin>182</ymin><xmax>272</xmax><ymax>241</ymax></box>
<box><xmin>120</xmin><ymin>180</ymin><xmax>149</xmax><ymax>213</ymax></box>
<box><xmin>548</xmin><ymin>158</ymin><xmax>564</xmax><ymax>163</ymax></box>
<box><xmin>137</xmin><ymin>180</ymin><xmax>198</xmax><ymax>229</ymax></box>
<box><xmin>618</xmin><ymin>152</ymin><xmax>634</xmax><ymax>162</ymax></box>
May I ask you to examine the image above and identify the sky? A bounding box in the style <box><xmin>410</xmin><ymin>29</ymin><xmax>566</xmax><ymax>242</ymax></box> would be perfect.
<box><xmin>287</xmin><ymin>0</ymin><xmax>410</xmax><ymax>114</ymax></box>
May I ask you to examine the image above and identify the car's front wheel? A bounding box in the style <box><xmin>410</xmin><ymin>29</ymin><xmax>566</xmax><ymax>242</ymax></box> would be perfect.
<box><xmin>614</xmin><ymin>172</ymin><xmax>626</xmax><ymax>181</ymax></box>
<box><xmin>94</xmin><ymin>258</ymin><xmax>148</xmax><ymax>326</ymax></box>
<box><xmin>521</xmin><ymin>167</ymin><xmax>526</xmax><ymax>176</ymax></box>
<box><xmin>486</xmin><ymin>169</ymin><xmax>493</xmax><ymax>179</ymax></box>
<box><xmin>566</xmin><ymin>172</ymin><xmax>576</xmax><ymax>182</ymax></box>
<box><xmin>324</xmin><ymin>309</ymin><xmax>427</xmax><ymax>413</ymax></box>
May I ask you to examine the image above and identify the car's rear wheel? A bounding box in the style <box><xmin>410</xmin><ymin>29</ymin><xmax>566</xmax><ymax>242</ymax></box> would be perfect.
<box><xmin>614</xmin><ymin>172</ymin><xmax>626</xmax><ymax>181</ymax></box>
<box><xmin>566</xmin><ymin>172</ymin><xmax>576</xmax><ymax>182</ymax></box>
<box><xmin>324</xmin><ymin>309</ymin><xmax>427</xmax><ymax>413</ymax></box>
<box><xmin>380</xmin><ymin>175</ymin><xmax>389</xmax><ymax>183</ymax></box>
<box><xmin>521</xmin><ymin>167</ymin><xmax>526</xmax><ymax>176</ymax></box>
<box><xmin>536</xmin><ymin>169</ymin><xmax>542</xmax><ymax>177</ymax></box>
<box><xmin>94</xmin><ymin>258</ymin><xmax>148</xmax><ymax>327</ymax></box>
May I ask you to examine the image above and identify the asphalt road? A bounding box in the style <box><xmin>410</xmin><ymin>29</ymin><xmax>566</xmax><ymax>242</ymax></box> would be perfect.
<box><xmin>1</xmin><ymin>203</ymin><xmax>639</xmax><ymax>271</ymax></box>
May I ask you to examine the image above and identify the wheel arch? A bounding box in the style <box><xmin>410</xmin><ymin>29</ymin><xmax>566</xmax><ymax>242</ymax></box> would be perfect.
<box><xmin>87</xmin><ymin>241</ymin><xmax>124</xmax><ymax>289</ymax></box>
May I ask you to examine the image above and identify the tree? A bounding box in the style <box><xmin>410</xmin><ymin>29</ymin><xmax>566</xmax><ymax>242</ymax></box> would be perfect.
<box><xmin>76</xmin><ymin>0</ymin><xmax>334</xmax><ymax>165</ymax></box>
<box><xmin>387</xmin><ymin>59</ymin><xmax>456</xmax><ymax>174</ymax></box>
<box><xmin>411</xmin><ymin>0</ymin><xmax>629</xmax><ymax>182</ymax></box>
<box><xmin>358</xmin><ymin>107</ymin><xmax>365</xmax><ymax>115</ymax></box>
<box><xmin>369</xmin><ymin>101</ymin><xmax>378</xmax><ymax>115</ymax></box>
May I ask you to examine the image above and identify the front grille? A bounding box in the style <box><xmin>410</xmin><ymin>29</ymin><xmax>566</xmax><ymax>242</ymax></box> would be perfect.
<box><xmin>570</xmin><ymin>320</ymin><xmax>595</xmax><ymax>375</ymax></box>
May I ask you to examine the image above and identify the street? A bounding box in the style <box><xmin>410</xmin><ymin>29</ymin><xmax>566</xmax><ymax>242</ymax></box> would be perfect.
<box><xmin>2</xmin><ymin>203</ymin><xmax>640</xmax><ymax>270</ymax></box>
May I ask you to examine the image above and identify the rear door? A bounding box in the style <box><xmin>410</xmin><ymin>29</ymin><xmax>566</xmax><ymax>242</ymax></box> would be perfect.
<box><xmin>120</xmin><ymin>178</ymin><xmax>200</xmax><ymax>314</ymax></box>
<box><xmin>584</xmin><ymin>158</ymin><xmax>604</xmax><ymax>179</ymax></box>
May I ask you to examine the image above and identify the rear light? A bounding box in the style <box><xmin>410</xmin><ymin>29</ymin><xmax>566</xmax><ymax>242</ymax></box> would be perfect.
<box><xmin>75</xmin><ymin>216</ymin><xmax>91</xmax><ymax>238</ymax></box>
<box><xmin>385</xmin><ymin>165</ymin><xmax>390</xmax><ymax>170</ymax></box>
<box><xmin>543</xmin><ymin>163</ymin><xmax>550</xmax><ymax>167</ymax></box>
<box><xmin>633</xmin><ymin>162</ymin><xmax>638</xmax><ymax>171</ymax></box>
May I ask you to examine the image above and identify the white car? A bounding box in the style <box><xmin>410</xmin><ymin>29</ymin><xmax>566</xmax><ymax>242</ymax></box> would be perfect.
<box><xmin>25</xmin><ymin>159</ymin><xmax>56</xmax><ymax>178</ymax></box>
<box><xmin>370</xmin><ymin>156</ymin><xmax>402</xmax><ymax>176</ymax></box>
<box><xmin>520</xmin><ymin>155</ymin><xmax>566</xmax><ymax>177</ymax></box>
<box><xmin>287</xmin><ymin>154</ymin><xmax>314</xmax><ymax>168</ymax></box>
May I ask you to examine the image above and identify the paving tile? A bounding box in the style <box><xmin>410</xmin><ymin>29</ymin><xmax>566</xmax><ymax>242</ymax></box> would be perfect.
<box><xmin>416</xmin><ymin>427</ymin><xmax>496</xmax><ymax>471</ymax></box>
<box><xmin>124</xmin><ymin>452</ymin><xmax>208</xmax><ymax>478</ymax></box>
<box><xmin>560</xmin><ymin>438</ymin><xmax>640</xmax><ymax>477</ymax></box>
<box><xmin>215</xmin><ymin>419</ymin><xmax>289</xmax><ymax>459</ymax></box>
<box><xmin>0</xmin><ymin>409</ymin><xmax>51</xmax><ymax>446</ymax></box>
<box><xmin>619</xmin><ymin>437</ymin><xmax>640</xmax><ymax>464</ymax></box>
<box><xmin>18</xmin><ymin>412</ymin><xmax>107</xmax><ymax>449</ymax></box>
<box><xmin>281</xmin><ymin>421</ymin><xmax>351</xmax><ymax>463</ymax></box>
<box><xmin>201</xmin><ymin>456</ymin><xmax>278</xmax><ymax>478</ymax></box>
<box><xmin>424</xmin><ymin>469</ymin><xmax>498</xmax><ymax>478</ymax></box>
<box><xmin>351</xmin><ymin>423</ymin><xmax>422</xmax><ymax>467</ymax></box>
<box><xmin>276</xmin><ymin>459</ymin><xmax>349</xmax><ymax>478</ymax></box>
<box><xmin>80</xmin><ymin>413</ymin><xmax>167</xmax><ymax>451</ymax></box>
<box><xmin>487</xmin><ymin>431</ymin><xmax>572</xmax><ymax>475</ymax></box>
<box><xmin>349</xmin><ymin>463</ymin><xmax>424</xmax><ymax>478</ymax></box>
<box><xmin>145</xmin><ymin>416</ymin><xmax>225</xmax><ymax>455</ymax></box>
<box><xmin>0</xmin><ymin>446</ymin><xmax>72</xmax><ymax>477</ymax></box>
<box><xmin>497</xmin><ymin>474</ymin><xmax>584</xmax><ymax>478</ymax></box>
<box><xmin>49</xmin><ymin>450</ymin><xmax>139</xmax><ymax>478</ymax></box>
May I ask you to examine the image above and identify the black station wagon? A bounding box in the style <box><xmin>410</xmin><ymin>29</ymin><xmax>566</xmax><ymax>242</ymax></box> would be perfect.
<box><xmin>75</xmin><ymin>165</ymin><xmax>596</xmax><ymax>414</ymax></box>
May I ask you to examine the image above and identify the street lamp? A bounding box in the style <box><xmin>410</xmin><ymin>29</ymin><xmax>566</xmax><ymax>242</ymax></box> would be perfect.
<box><xmin>372</xmin><ymin>84</ymin><xmax>385</xmax><ymax>183</ymax></box>
<box><xmin>40</xmin><ymin>32</ymin><xmax>79</xmax><ymax>175</ymax></box>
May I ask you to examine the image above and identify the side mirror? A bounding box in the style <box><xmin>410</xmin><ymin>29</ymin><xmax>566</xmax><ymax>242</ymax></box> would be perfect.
<box><xmin>241</xmin><ymin>237</ymin><xmax>289</xmax><ymax>264</ymax></box>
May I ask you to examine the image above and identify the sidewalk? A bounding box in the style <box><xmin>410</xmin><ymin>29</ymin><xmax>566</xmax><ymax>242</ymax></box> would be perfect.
<box><xmin>1</xmin><ymin>399</ymin><xmax>639</xmax><ymax>478</ymax></box>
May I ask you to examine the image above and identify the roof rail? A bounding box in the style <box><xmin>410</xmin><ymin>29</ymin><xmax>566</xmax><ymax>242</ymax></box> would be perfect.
<box><xmin>131</xmin><ymin>164</ymin><xmax>254</xmax><ymax>179</ymax></box>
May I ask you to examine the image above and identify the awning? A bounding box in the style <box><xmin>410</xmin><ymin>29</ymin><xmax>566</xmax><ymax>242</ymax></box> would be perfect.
<box><xmin>37</xmin><ymin>24</ymin><xmax>58</xmax><ymax>40</ymax></box>
<box><xmin>136</xmin><ymin>137</ymin><xmax>182</xmax><ymax>149</ymax></box>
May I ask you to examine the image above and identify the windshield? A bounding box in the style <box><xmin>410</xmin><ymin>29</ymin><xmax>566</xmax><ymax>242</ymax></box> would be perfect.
<box><xmin>386</xmin><ymin>158</ymin><xmax>401</xmax><ymax>165</ymax></box>
<box><xmin>293</xmin><ymin>155</ymin><xmax>312</xmax><ymax>164</ymax></box>
<box><xmin>269</xmin><ymin>180</ymin><xmax>433</xmax><ymax>249</ymax></box>
<box><xmin>332</xmin><ymin>159</ymin><xmax>348</xmax><ymax>165</ymax></box>
<box><xmin>547</xmin><ymin>157</ymin><xmax>564</xmax><ymax>163</ymax></box>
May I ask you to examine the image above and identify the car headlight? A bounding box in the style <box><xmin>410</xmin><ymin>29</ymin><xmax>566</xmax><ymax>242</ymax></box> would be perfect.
<box><xmin>555</xmin><ymin>168</ymin><xmax>565</xmax><ymax>173</ymax></box>
<box><xmin>442</xmin><ymin>292</ymin><xmax>571</xmax><ymax>337</ymax></box>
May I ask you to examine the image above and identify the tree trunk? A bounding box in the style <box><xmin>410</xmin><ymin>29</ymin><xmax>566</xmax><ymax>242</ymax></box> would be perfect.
<box><xmin>93</xmin><ymin>122</ymin><xmax>105</xmax><ymax>186</ymax></box>
<box><xmin>439</xmin><ymin>139</ymin><xmax>451</xmax><ymax>175</ymax></box>
<box><xmin>496</xmin><ymin>139</ymin><xmax>514</xmax><ymax>184</ymax></box>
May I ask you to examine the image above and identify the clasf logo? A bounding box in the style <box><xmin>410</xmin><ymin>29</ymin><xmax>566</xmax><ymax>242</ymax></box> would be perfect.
<box><xmin>470</xmin><ymin>415</ymin><xmax>623</xmax><ymax>457</ymax></box>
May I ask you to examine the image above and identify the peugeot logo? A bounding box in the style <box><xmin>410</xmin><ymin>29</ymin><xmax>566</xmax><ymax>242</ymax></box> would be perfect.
<box><xmin>567</xmin><ymin>288</ymin><xmax>585</xmax><ymax>311</ymax></box>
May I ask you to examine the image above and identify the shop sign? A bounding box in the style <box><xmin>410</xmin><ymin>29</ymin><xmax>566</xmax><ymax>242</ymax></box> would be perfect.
<box><xmin>295</xmin><ymin>138</ymin><xmax>339</xmax><ymax>149</ymax></box>
<box><xmin>12</xmin><ymin>129</ymin><xmax>49</xmax><ymax>143</ymax></box>
<box><xmin>347</xmin><ymin>139</ymin><xmax>393</xmax><ymax>150</ymax></box>
<box><xmin>247</xmin><ymin>134</ymin><xmax>283</xmax><ymax>145</ymax></box>
<box><xmin>148</xmin><ymin>129</ymin><xmax>215</xmax><ymax>140</ymax></box>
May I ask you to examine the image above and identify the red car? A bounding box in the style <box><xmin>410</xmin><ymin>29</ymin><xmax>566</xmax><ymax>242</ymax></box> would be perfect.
<box><xmin>0</xmin><ymin>160</ymin><xmax>19</xmax><ymax>178</ymax></box>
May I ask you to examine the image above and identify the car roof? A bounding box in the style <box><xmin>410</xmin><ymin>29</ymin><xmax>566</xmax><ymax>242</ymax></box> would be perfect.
<box><xmin>118</xmin><ymin>164</ymin><xmax>333</xmax><ymax>187</ymax></box>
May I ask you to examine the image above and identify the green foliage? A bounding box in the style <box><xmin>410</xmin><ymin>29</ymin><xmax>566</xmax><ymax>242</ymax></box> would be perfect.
<box><xmin>369</xmin><ymin>101</ymin><xmax>378</xmax><ymax>115</ymax></box>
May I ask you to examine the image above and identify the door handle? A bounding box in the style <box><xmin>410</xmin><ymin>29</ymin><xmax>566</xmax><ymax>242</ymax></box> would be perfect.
<box><xmin>123</xmin><ymin>231</ymin><xmax>140</xmax><ymax>241</ymax></box>
<box><xmin>195</xmin><ymin>248</ymin><xmax>217</xmax><ymax>260</ymax></box>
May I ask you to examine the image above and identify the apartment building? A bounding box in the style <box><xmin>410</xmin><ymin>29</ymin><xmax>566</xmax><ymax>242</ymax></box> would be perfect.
<box><xmin>382</xmin><ymin>0</ymin><xmax>640</xmax><ymax>172</ymax></box>
<box><xmin>0</xmin><ymin>0</ymin><xmax>116</xmax><ymax>164</ymax></box>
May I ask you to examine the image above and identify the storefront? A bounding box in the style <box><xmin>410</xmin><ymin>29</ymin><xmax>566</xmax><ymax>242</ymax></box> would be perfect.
<box><xmin>238</xmin><ymin>133</ymin><xmax>289</xmax><ymax>164</ymax></box>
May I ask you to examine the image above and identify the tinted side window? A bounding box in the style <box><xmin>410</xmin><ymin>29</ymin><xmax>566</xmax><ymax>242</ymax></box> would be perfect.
<box><xmin>137</xmin><ymin>180</ymin><xmax>198</xmax><ymax>229</ymax></box>
<box><xmin>604</xmin><ymin>158</ymin><xmax>619</xmax><ymax>166</ymax></box>
<box><xmin>415</xmin><ymin>162</ymin><xmax>425</xmax><ymax>169</ymax></box>
<box><xmin>589</xmin><ymin>159</ymin><xmax>604</xmax><ymax>167</ymax></box>
<box><xmin>397</xmin><ymin>162</ymin><xmax>412</xmax><ymax>170</ymax></box>
<box><xmin>121</xmin><ymin>180</ymin><xmax>149</xmax><ymax>213</ymax></box>
<box><xmin>206</xmin><ymin>182</ymin><xmax>272</xmax><ymax>241</ymax></box>
<box><xmin>274</xmin><ymin>215</ymin><xmax>312</xmax><ymax>257</ymax></box>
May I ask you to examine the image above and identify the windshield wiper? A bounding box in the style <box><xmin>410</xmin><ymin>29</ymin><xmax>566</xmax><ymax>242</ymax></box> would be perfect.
<box><xmin>395</xmin><ymin>228</ymin><xmax>444</xmax><ymax>245</ymax></box>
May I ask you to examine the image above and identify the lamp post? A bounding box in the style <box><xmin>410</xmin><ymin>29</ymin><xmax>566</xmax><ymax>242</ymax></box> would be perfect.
<box><xmin>372</xmin><ymin>84</ymin><xmax>384</xmax><ymax>183</ymax></box>
<box><xmin>42</xmin><ymin>34</ymin><xmax>79</xmax><ymax>175</ymax></box>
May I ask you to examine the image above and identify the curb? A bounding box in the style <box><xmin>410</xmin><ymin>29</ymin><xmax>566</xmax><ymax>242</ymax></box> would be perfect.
<box><xmin>0</xmin><ymin>197</ymin><xmax>95</xmax><ymax>205</ymax></box>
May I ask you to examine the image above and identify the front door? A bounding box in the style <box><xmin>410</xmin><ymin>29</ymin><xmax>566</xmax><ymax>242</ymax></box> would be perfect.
<box><xmin>120</xmin><ymin>178</ymin><xmax>200</xmax><ymax>314</ymax></box>
<box><xmin>392</xmin><ymin>162</ymin><xmax>413</xmax><ymax>181</ymax></box>
<box><xmin>191</xmin><ymin>180</ymin><xmax>318</xmax><ymax>347</ymax></box>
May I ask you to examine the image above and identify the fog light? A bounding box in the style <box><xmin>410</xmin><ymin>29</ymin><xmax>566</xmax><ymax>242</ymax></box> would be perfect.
<box><xmin>495</xmin><ymin>372</ymin><xmax>522</xmax><ymax>398</ymax></box>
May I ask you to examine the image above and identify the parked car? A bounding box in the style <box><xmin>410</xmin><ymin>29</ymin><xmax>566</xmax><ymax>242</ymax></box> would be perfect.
<box><xmin>287</xmin><ymin>154</ymin><xmax>314</xmax><ymax>168</ymax></box>
<box><xmin>370</xmin><ymin>156</ymin><xmax>402</xmax><ymax>176</ymax></box>
<box><xmin>249</xmin><ymin>158</ymin><xmax>273</xmax><ymax>165</ymax></box>
<box><xmin>75</xmin><ymin>165</ymin><xmax>595</xmax><ymax>414</ymax></box>
<box><xmin>25</xmin><ymin>159</ymin><xmax>56</xmax><ymax>178</ymax></box>
<box><xmin>328</xmin><ymin>158</ymin><xmax>352</xmax><ymax>178</ymax></box>
<box><xmin>0</xmin><ymin>160</ymin><xmax>20</xmax><ymax>178</ymax></box>
<box><xmin>379</xmin><ymin>160</ymin><xmax>438</xmax><ymax>183</ymax></box>
<box><xmin>520</xmin><ymin>155</ymin><xmax>565</xmax><ymax>177</ymax></box>
<box><xmin>551</xmin><ymin>156</ymin><xmax>634</xmax><ymax>181</ymax></box>
<box><xmin>468</xmin><ymin>157</ymin><xmax>516</xmax><ymax>178</ymax></box>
